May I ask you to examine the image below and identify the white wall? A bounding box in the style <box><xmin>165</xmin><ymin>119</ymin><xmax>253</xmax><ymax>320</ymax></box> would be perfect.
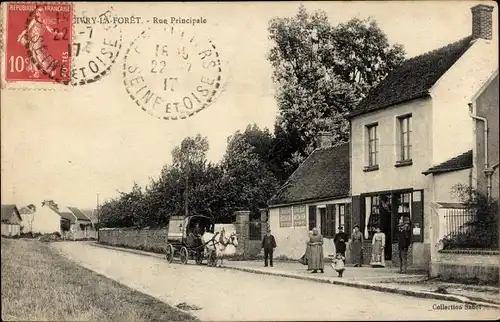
<box><xmin>430</xmin><ymin>39</ymin><xmax>498</xmax><ymax>165</ymax></box>
<box><xmin>31</xmin><ymin>206</ymin><xmax>61</xmax><ymax>234</ymax></box>
<box><xmin>20</xmin><ymin>213</ymin><xmax>34</xmax><ymax>233</ymax></box>
<box><xmin>351</xmin><ymin>98</ymin><xmax>433</xmax><ymax>196</ymax></box>
<box><xmin>433</xmin><ymin>169</ymin><xmax>471</xmax><ymax>203</ymax></box>
<box><xmin>269</xmin><ymin>198</ymin><xmax>350</xmax><ymax>259</ymax></box>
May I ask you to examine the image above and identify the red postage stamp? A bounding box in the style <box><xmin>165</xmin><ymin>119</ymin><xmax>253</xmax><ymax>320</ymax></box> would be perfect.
<box><xmin>5</xmin><ymin>2</ymin><xmax>73</xmax><ymax>84</ymax></box>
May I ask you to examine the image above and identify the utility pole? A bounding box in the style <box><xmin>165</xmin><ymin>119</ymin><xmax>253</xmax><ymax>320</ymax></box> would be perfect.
<box><xmin>184</xmin><ymin>158</ymin><xmax>189</xmax><ymax>217</ymax></box>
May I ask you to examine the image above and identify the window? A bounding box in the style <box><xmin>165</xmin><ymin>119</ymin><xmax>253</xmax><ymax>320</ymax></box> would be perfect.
<box><xmin>293</xmin><ymin>205</ymin><xmax>306</xmax><ymax>227</ymax></box>
<box><xmin>279</xmin><ymin>207</ymin><xmax>292</xmax><ymax>228</ymax></box>
<box><xmin>308</xmin><ymin>206</ymin><xmax>317</xmax><ymax>231</ymax></box>
<box><xmin>399</xmin><ymin>115</ymin><xmax>412</xmax><ymax>161</ymax></box>
<box><xmin>367</xmin><ymin>124</ymin><xmax>379</xmax><ymax>166</ymax></box>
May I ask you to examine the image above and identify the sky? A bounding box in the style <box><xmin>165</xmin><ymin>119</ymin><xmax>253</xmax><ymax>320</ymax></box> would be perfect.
<box><xmin>1</xmin><ymin>1</ymin><xmax>497</xmax><ymax>209</ymax></box>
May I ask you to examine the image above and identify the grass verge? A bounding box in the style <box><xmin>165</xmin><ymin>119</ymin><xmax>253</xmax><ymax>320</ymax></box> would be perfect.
<box><xmin>1</xmin><ymin>238</ymin><xmax>197</xmax><ymax>321</ymax></box>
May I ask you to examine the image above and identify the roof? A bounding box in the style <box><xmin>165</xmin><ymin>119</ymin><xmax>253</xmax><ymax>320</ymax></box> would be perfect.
<box><xmin>19</xmin><ymin>206</ymin><xmax>35</xmax><ymax>215</ymax></box>
<box><xmin>68</xmin><ymin>207</ymin><xmax>92</xmax><ymax>222</ymax></box>
<box><xmin>1</xmin><ymin>204</ymin><xmax>22</xmax><ymax>223</ymax></box>
<box><xmin>349</xmin><ymin>36</ymin><xmax>474</xmax><ymax>118</ymax></box>
<box><xmin>268</xmin><ymin>143</ymin><xmax>350</xmax><ymax>206</ymax></box>
<box><xmin>422</xmin><ymin>150</ymin><xmax>473</xmax><ymax>175</ymax></box>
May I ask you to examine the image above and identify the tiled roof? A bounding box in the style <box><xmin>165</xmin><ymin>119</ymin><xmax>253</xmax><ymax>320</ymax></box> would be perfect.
<box><xmin>68</xmin><ymin>207</ymin><xmax>92</xmax><ymax>222</ymax></box>
<box><xmin>1</xmin><ymin>204</ymin><xmax>21</xmax><ymax>223</ymax></box>
<box><xmin>349</xmin><ymin>36</ymin><xmax>474</xmax><ymax>118</ymax></box>
<box><xmin>268</xmin><ymin>143</ymin><xmax>350</xmax><ymax>206</ymax></box>
<box><xmin>422</xmin><ymin>150</ymin><xmax>473</xmax><ymax>175</ymax></box>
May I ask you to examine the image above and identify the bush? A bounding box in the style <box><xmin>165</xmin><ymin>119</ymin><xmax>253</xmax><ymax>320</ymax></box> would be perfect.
<box><xmin>39</xmin><ymin>233</ymin><xmax>62</xmax><ymax>243</ymax></box>
<box><xmin>441</xmin><ymin>185</ymin><xmax>498</xmax><ymax>250</ymax></box>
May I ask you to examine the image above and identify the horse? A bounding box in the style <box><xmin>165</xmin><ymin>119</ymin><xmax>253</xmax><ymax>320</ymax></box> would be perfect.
<box><xmin>201</xmin><ymin>227</ymin><xmax>238</xmax><ymax>267</ymax></box>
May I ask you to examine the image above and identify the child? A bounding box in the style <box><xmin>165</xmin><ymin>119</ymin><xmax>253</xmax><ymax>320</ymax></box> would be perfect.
<box><xmin>331</xmin><ymin>253</ymin><xmax>346</xmax><ymax>277</ymax></box>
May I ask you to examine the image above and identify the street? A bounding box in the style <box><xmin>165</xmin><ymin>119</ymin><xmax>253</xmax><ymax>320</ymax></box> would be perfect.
<box><xmin>51</xmin><ymin>242</ymin><xmax>498</xmax><ymax>321</ymax></box>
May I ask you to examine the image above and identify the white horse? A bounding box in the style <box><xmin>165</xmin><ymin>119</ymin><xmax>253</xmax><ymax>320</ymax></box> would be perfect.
<box><xmin>201</xmin><ymin>227</ymin><xmax>238</xmax><ymax>267</ymax></box>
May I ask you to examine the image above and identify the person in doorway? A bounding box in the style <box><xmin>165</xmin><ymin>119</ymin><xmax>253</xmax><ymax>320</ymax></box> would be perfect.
<box><xmin>370</xmin><ymin>226</ymin><xmax>386</xmax><ymax>267</ymax></box>
<box><xmin>334</xmin><ymin>226</ymin><xmax>348</xmax><ymax>263</ymax></box>
<box><xmin>261</xmin><ymin>229</ymin><xmax>277</xmax><ymax>267</ymax></box>
<box><xmin>397</xmin><ymin>216</ymin><xmax>412</xmax><ymax>273</ymax></box>
<box><xmin>308</xmin><ymin>228</ymin><xmax>324</xmax><ymax>273</ymax></box>
<box><xmin>350</xmin><ymin>225</ymin><xmax>364</xmax><ymax>267</ymax></box>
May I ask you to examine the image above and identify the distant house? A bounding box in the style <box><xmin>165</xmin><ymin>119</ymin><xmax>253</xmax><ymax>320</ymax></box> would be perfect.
<box><xmin>32</xmin><ymin>200</ymin><xmax>96</xmax><ymax>239</ymax></box>
<box><xmin>1</xmin><ymin>204</ymin><xmax>22</xmax><ymax>237</ymax></box>
<box><xmin>347</xmin><ymin>4</ymin><xmax>497</xmax><ymax>270</ymax></box>
<box><xmin>267</xmin><ymin>134</ymin><xmax>351</xmax><ymax>259</ymax></box>
<box><xmin>19</xmin><ymin>204</ymin><xmax>36</xmax><ymax>233</ymax></box>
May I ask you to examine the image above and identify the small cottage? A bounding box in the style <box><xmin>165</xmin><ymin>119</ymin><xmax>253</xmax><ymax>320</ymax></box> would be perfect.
<box><xmin>268</xmin><ymin>133</ymin><xmax>351</xmax><ymax>259</ymax></box>
<box><xmin>1</xmin><ymin>204</ymin><xmax>22</xmax><ymax>237</ymax></box>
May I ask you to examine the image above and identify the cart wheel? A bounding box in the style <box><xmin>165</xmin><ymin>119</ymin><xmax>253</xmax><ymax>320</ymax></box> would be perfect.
<box><xmin>180</xmin><ymin>247</ymin><xmax>189</xmax><ymax>264</ymax></box>
<box><xmin>165</xmin><ymin>244</ymin><xmax>174</xmax><ymax>263</ymax></box>
<box><xmin>208</xmin><ymin>250</ymin><xmax>217</xmax><ymax>267</ymax></box>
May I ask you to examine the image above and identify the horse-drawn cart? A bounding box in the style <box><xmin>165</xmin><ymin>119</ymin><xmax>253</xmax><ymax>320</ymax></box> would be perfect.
<box><xmin>165</xmin><ymin>215</ymin><xmax>218</xmax><ymax>266</ymax></box>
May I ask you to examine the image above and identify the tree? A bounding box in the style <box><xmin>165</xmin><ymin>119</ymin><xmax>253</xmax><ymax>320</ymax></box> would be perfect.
<box><xmin>171</xmin><ymin>134</ymin><xmax>210</xmax><ymax>217</ymax></box>
<box><xmin>268</xmin><ymin>5</ymin><xmax>405</xmax><ymax>179</ymax></box>
<box><xmin>221</xmin><ymin>125</ymin><xmax>280</xmax><ymax>217</ymax></box>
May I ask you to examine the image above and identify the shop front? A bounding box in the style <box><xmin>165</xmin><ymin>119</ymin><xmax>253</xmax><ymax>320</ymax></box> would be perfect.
<box><xmin>355</xmin><ymin>189</ymin><xmax>424</xmax><ymax>266</ymax></box>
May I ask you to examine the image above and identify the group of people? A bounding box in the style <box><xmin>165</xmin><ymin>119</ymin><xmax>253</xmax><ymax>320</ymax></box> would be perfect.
<box><xmin>261</xmin><ymin>215</ymin><xmax>413</xmax><ymax>276</ymax></box>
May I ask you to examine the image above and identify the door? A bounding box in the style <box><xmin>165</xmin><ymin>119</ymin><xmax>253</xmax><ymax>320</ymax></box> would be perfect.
<box><xmin>379</xmin><ymin>194</ymin><xmax>392</xmax><ymax>260</ymax></box>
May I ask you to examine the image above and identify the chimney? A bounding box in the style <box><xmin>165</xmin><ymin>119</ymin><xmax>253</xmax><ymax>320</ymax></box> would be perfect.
<box><xmin>471</xmin><ymin>4</ymin><xmax>494</xmax><ymax>40</ymax></box>
<box><xmin>317</xmin><ymin>131</ymin><xmax>334</xmax><ymax>149</ymax></box>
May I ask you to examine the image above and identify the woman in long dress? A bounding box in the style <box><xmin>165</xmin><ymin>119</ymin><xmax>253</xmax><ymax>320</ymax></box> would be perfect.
<box><xmin>299</xmin><ymin>231</ymin><xmax>313</xmax><ymax>267</ymax></box>
<box><xmin>370</xmin><ymin>227</ymin><xmax>386</xmax><ymax>267</ymax></box>
<box><xmin>350</xmin><ymin>225</ymin><xmax>364</xmax><ymax>267</ymax></box>
<box><xmin>308</xmin><ymin>228</ymin><xmax>324</xmax><ymax>273</ymax></box>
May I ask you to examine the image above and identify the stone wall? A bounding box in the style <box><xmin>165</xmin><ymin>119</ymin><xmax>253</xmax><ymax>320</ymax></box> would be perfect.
<box><xmin>430</xmin><ymin>249</ymin><xmax>499</xmax><ymax>284</ymax></box>
<box><xmin>99</xmin><ymin>227</ymin><xmax>168</xmax><ymax>253</ymax></box>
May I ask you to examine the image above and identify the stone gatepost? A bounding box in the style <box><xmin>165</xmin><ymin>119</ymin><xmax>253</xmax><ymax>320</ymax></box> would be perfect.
<box><xmin>234</xmin><ymin>210</ymin><xmax>250</xmax><ymax>255</ymax></box>
<box><xmin>260</xmin><ymin>208</ymin><xmax>269</xmax><ymax>237</ymax></box>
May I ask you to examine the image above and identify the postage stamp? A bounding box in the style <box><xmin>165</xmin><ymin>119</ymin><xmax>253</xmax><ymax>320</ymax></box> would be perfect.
<box><xmin>5</xmin><ymin>2</ymin><xmax>73</xmax><ymax>84</ymax></box>
<box><xmin>122</xmin><ymin>25</ymin><xmax>223</xmax><ymax>120</ymax></box>
<box><xmin>70</xmin><ymin>6</ymin><xmax>122</xmax><ymax>86</ymax></box>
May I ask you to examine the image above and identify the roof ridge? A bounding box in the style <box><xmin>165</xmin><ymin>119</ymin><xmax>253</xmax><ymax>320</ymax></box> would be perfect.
<box><xmin>404</xmin><ymin>35</ymin><xmax>473</xmax><ymax>64</ymax></box>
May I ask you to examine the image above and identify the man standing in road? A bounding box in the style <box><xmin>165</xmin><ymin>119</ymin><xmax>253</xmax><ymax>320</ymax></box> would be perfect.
<box><xmin>261</xmin><ymin>229</ymin><xmax>277</xmax><ymax>267</ymax></box>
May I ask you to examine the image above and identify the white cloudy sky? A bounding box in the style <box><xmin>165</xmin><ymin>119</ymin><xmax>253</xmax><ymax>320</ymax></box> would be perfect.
<box><xmin>1</xmin><ymin>1</ymin><xmax>497</xmax><ymax>208</ymax></box>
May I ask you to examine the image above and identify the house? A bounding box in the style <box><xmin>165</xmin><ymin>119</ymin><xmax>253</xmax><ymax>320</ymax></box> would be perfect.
<box><xmin>267</xmin><ymin>133</ymin><xmax>351</xmax><ymax>259</ymax></box>
<box><xmin>347</xmin><ymin>4</ymin><xmax>498</xmax><ymax>271</ymax></box>
<box><xmin>19</xmin><ymin>204</ymin><xmax>36</xmax><ymax>233</ymax></box>
<box><xmin>1</xmin><ymin>204</ymin><xmax>23</xmax><ymax>237</ymax></box>
<box><xmin>32</xmin><ymin>200</ymin><xmax>96</xmax><ymax>239</ymax></box>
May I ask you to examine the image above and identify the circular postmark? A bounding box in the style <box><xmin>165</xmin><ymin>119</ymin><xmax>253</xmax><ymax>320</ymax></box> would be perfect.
<box><xmin>71</xmin><ymin>7</ymin><xmax>123</xmax><ymax>86</ymax></box>
<box><xmin>122</xmin><ymin>26</ymin><xmax>223</xmax><ymax>120</ymax></box>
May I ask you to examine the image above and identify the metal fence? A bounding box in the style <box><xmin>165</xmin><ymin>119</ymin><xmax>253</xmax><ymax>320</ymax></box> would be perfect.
<box><xmin>249</xmin><ymin>221</ymin><xmax>262</xmax><ymax>240</ymax></box>
<box><xmin>442</xmin><ymin>208</ymin><xmax>476</xmax><ymax>239</ymax></box>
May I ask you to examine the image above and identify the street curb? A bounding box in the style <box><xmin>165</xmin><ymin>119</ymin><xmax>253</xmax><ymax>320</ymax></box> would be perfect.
<box><xmin>90</xmin><ymin>243</ymin><xmax>500</xmax><ymax>309</ymax></box>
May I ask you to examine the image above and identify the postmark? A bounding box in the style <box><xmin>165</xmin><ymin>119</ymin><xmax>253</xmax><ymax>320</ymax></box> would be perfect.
<box><xmin>5</xmin><ymin>2</ymin><xmax>73</xmax><ymax>84</ymax></box>
<box><xmin>122</xmin><ymin>26</ymin><xmax>223</xmax><ymax>120</ymax></box>
<box><xmin>71</xmin><ymin>6</ymin><xmax>123</xmax><ymax>86</ymax></box>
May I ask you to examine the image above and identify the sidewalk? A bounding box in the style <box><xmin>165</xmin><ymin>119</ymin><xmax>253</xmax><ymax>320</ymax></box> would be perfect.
<box><xmin>90</xmin><ymin>243</ymin><xmax>500</xmax><ymax>308</ymax></box>
<box><xmin>224</xmin><ymin>260</ymin><xmax>500</xmax><ymax>306</ymax></box>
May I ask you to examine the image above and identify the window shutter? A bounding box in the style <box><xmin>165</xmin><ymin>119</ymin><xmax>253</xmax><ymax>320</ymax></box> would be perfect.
<box><xmin>345</xmin><ymin>203</ymin><xmax>351</xmax><ymax>239</ymax></box>
<box><xmin>327</xmin><ymin>204</ymin><xmax>335</xmax><ymax>238</ymax></box>
<box><xmin>411</xmin><ymin>190</ymin><xmax>424</xmax><ymax>242</ymax></box>
<box><xmin>308</xmin><ymin>206</ymin><xmax>317</xmax><ymax>231</ymax></box>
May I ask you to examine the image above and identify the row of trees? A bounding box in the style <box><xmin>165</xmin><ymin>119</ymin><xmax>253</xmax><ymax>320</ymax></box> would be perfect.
<box><xmin>99</xmin><ymin>6</ymin><xmax>406</xmax><ymax>228</ymax></box>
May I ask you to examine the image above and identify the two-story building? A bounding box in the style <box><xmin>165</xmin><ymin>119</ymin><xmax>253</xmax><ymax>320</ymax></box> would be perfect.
<box><xmin>347</xmin><ymin>4</ymin><xmax>498</xmax><ymax>269</ymax></box>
